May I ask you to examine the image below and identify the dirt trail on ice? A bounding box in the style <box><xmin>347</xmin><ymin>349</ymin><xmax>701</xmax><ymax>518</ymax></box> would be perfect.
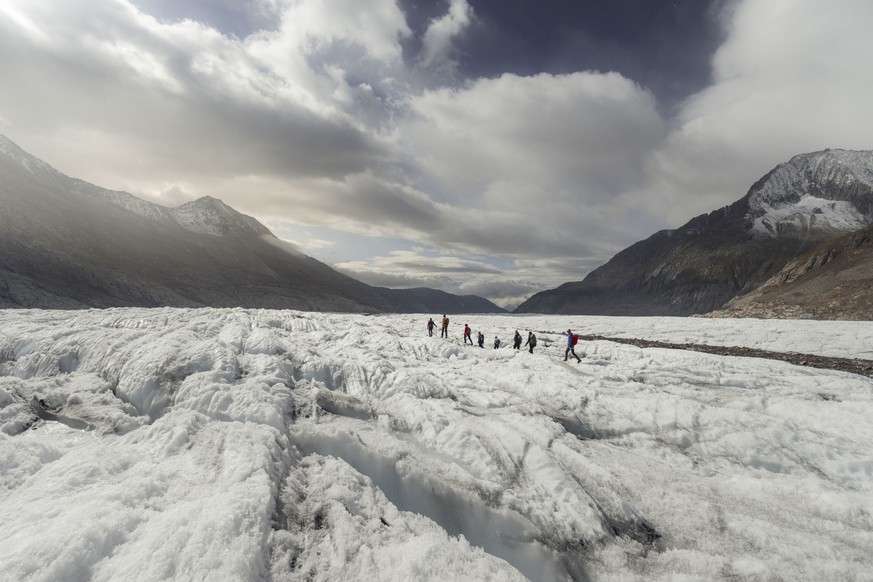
<box><xmin>585</xmin><ymin>334</ymin><xmax>873</xmax><ymax>378</ymax></box>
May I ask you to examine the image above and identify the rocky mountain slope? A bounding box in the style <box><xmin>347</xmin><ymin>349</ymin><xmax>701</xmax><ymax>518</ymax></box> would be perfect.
<box><xmin>0</xmin><ymin>136</ymin><xmax>503</xmax><ymax>313</ymax></box>
<box><xmin>515</xmin><ymin>149</ymin><xmax>873</xmax><ymax>316</ymax></box>
<box><xmin>706</xmin><ymin>223</ymin><xmax>873</xmax><ymax>320</ymax></box>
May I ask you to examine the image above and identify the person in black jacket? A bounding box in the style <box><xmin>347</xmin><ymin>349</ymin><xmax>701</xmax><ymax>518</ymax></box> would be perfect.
<box><xmin>524</xmin><ymin>332</ymin><xmax>537</xmax><ymax>354</ymax></box>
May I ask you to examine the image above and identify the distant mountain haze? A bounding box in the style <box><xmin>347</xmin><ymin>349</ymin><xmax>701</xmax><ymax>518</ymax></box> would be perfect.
<box><xmin>0</xmin><ymin>135</ymin><xmax>504</xmax><ymax>314</ymax></box>
<box><xmin>515</xmin><ymin>149</ymin><xmax>873</xmax><ymax>317</ymax></box>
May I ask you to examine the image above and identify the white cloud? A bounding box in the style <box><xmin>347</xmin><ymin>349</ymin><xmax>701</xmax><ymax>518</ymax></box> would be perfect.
<box><xmin>397</xmin><ymin>71</ymin><xmax>667</xmax><ymax>259</ymax></box>
<box><xmin>334</xmin><ymin>249</ymin><xmax>604</xmax><ymax>309</ymax></box>
<box><xmin>0</xmin><ymin>0</ymin><xmax>413</xmax><ymax>205</ymax></box>
<box><xmin>335</xmin><ymin>250</ymin><xmax>536</xmax><ymax>308</ymax></box>
<box><xmin>643</xmin><ymin>0</ymin><xmax>873</xmax><ymax>224</ymax></box>
<box><xmin>405</xmin><ymin>72</ymin><xmax>665</xmax><ymax>202</ymax></box>
<box><xmin>418</xmin><ymin>0</ymin><xmax>474</xmax><ymax>77</ymax></box>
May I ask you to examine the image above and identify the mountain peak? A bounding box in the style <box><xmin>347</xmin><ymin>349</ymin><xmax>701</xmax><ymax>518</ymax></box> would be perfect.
<box><xmin>747</xmin><ymin>148</ymin><xmax>873</xmax><ymax>238</ymax></box>
<box><xmin>185</xmin><ymin>195</ymin><xmax>223</xmax><ymax>206</ymax></box>
<box><xmin>171</xmin><ymin>196</ymin><xmax>272</xmax><ymax>238</ymax></box>
<box><xmin>0</xmin><ymin>134</ymin><xmax>55</xmax><ymax>176</ymax></box>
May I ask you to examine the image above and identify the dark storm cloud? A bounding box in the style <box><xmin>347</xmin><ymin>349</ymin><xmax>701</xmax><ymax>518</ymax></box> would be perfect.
<box><xmin>418</xmin><ymin>0</ymin><xmax>728</xmax><ymax>106</ymax></box>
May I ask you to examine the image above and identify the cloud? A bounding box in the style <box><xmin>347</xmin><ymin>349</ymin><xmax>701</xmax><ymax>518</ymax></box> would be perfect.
<box><xmin>418</xmin><ymin>0</ymin><xmax>474</xmax><ymax>78</ymax></box>
<box><xmin>0</xmin><ymin>0</ymin><xmax>406</xmax><ymax>185</ymax></box>
<box><xmin>405</xmin><ymin>72</ymin><xmax>665</xmax><ymax>200</ymax></box>
<box><xmin>337</xmin><ymin>251</ymin><xmax>500</xmax><ymax>278</ymax></box>
<box><xmin>641</xmin><ymin>0</ymin><xmax>873</xmax><ymax>224</ymax></box>
<box><xmin>127</xmin><ymin>0</ymin><xmax>283</xmax><ymax>38</ymax></box>
<box><xmin>397</xmin><ymin>71</ymin><xmax>667</xmax><ymax>258</ymax></box>
<box><xmin>335</xmin><ymin>265</ymin><xmax>538</xmax><ymax>310</ymax></box>
<box><xmin>334</xmin><ymin>249</ymin><xmax>602</xmax><ymax>309</ymax></box>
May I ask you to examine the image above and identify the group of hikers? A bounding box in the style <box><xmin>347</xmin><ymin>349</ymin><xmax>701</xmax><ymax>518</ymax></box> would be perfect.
<box><xmin>425</xmin><ymin>316</ymin><xmax>583</xmax><ymax>362</ymax></box>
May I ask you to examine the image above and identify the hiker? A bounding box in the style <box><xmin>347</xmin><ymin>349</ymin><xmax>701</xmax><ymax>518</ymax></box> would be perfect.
<box><xmin>524</xmin><ymin>331</ymin><xmax>537</xmax><ymax>354</ymax></box>
<box><xmin>441</xmin><ymin>315</ymin><xmax>449</xmax><ymax>338</ymax></box>
<box><xmin>477</xmin><ymin>331</ymin><xmax>485</xmax><ymax>348</ymax></box>
<box><xmin>564</xmin><ymin>329</ymin><xmax>582</xmax><ymax>363</ymax></box>
<box><xmin>494</xmin><ymin>336</ymin><xmax>501</xmax><ymax>349</ymax></box>
<box><xmin>463</xmin><ymin>324</ymin><xmax>473</xmax><ymax>345</ymax></box>
<box><xmin>513</xmin><ymin>330</ymin><xmax>522</xmax><ymax>350</ymax></box>
<box><xmin>427</xmin><ymin>317</ymin><xmax>436</xmax><ymax>337</ymax></box>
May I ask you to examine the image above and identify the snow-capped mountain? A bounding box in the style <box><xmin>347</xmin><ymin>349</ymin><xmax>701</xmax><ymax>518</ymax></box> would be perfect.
<box><xmin>516</xmin><ymin>148</ymin><xmax>873</xmax><ymax>316</ymax></box>
<box><xmin>748</xmin><ymin>149</ymin><xmax>873</xmax><ymax>237</ymax></box>
<box><xmin>0</xmin><ymin>136</ymin><xmax>503</xmax><ymax>313</ymax></box>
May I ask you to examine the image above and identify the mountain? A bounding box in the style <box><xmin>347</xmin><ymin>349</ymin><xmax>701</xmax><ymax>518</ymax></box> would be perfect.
<box><xmin>706</xmin><ymin>223</ymin><xmax>873</xmax><ymax>320</ymax></box>
<box><xmin>515</xmin><ymin>149</ymin><xmax>873</xmax><ymax>316</ymax></box>
<box><xmin>371</xmin><ymin>287</ymin><xmax>505</xmax><ymax>314</ymax></box>
<box><xmin>0</xmin><ymin>135</ymin><xmax>503</xmax><ymax>314</ymax></box>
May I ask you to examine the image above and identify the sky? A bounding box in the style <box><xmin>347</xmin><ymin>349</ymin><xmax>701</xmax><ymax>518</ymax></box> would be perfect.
<box><xmin>2</xmin><ymin>309</ymin><xmax>872</xmax><ymax>580</ymax></box>
<box><xmin>1</xmin><ymin>0</ymin><xmax>872</xmax><ymax>308</ymax></box>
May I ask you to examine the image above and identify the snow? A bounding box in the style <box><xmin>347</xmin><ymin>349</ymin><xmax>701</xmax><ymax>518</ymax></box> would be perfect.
<box><xmin>752</xmin><ymin>196</ymin><xmax>866</xmax><ymax>237</ymax></box>
<box><xmin>1</xmin><ymin>309</ymin><xmax>872</xmax><ymax>582</ymax></box>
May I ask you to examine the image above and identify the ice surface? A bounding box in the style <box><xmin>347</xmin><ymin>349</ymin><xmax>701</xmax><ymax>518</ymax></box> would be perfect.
<box><xmin>1</xmin><ymin>309</ymin><xmax>872</xmax><ymax>581</ymax></box>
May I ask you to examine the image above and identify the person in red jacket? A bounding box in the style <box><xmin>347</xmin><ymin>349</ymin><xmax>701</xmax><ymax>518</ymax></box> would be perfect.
<box><xmin>463</xmin><ymin>324</ymin><xmax>473</xmax><ymax>345</ymax></box>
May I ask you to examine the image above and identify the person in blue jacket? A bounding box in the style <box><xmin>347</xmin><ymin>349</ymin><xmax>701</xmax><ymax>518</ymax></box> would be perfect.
<box><xmin>564</xmin><ymin>329</ymin><xmax>582</xmax><ymax>363</ymax></box>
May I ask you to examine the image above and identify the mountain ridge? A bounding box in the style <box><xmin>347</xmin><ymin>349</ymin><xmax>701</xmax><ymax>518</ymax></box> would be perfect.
<box><xmin>0</xmin><ymin>135</ymin><xmax>504</xmax><ymax>314</ymax></box>
<box><xmin>0</xmin><ymin>136</ymin><xmax>273</xmax><ymax>240</ymax></box>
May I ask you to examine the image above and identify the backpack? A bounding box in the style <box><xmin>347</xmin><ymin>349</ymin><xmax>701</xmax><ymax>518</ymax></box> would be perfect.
<box><xmin>571</xmin><ymin>333</ymin><xmax>579</xmax><ymax>346</ymax></box>
<box><xmin>530</xmin><ymin>334</ymin><xmax>537</xmax><ymax>347</ymax></box>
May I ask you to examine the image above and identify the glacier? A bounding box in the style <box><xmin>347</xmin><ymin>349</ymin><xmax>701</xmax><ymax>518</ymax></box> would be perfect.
<box><xmin>1</xmin><ymin>309</ymin><xmax>872</xmax><ymax>581</ymax></box>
